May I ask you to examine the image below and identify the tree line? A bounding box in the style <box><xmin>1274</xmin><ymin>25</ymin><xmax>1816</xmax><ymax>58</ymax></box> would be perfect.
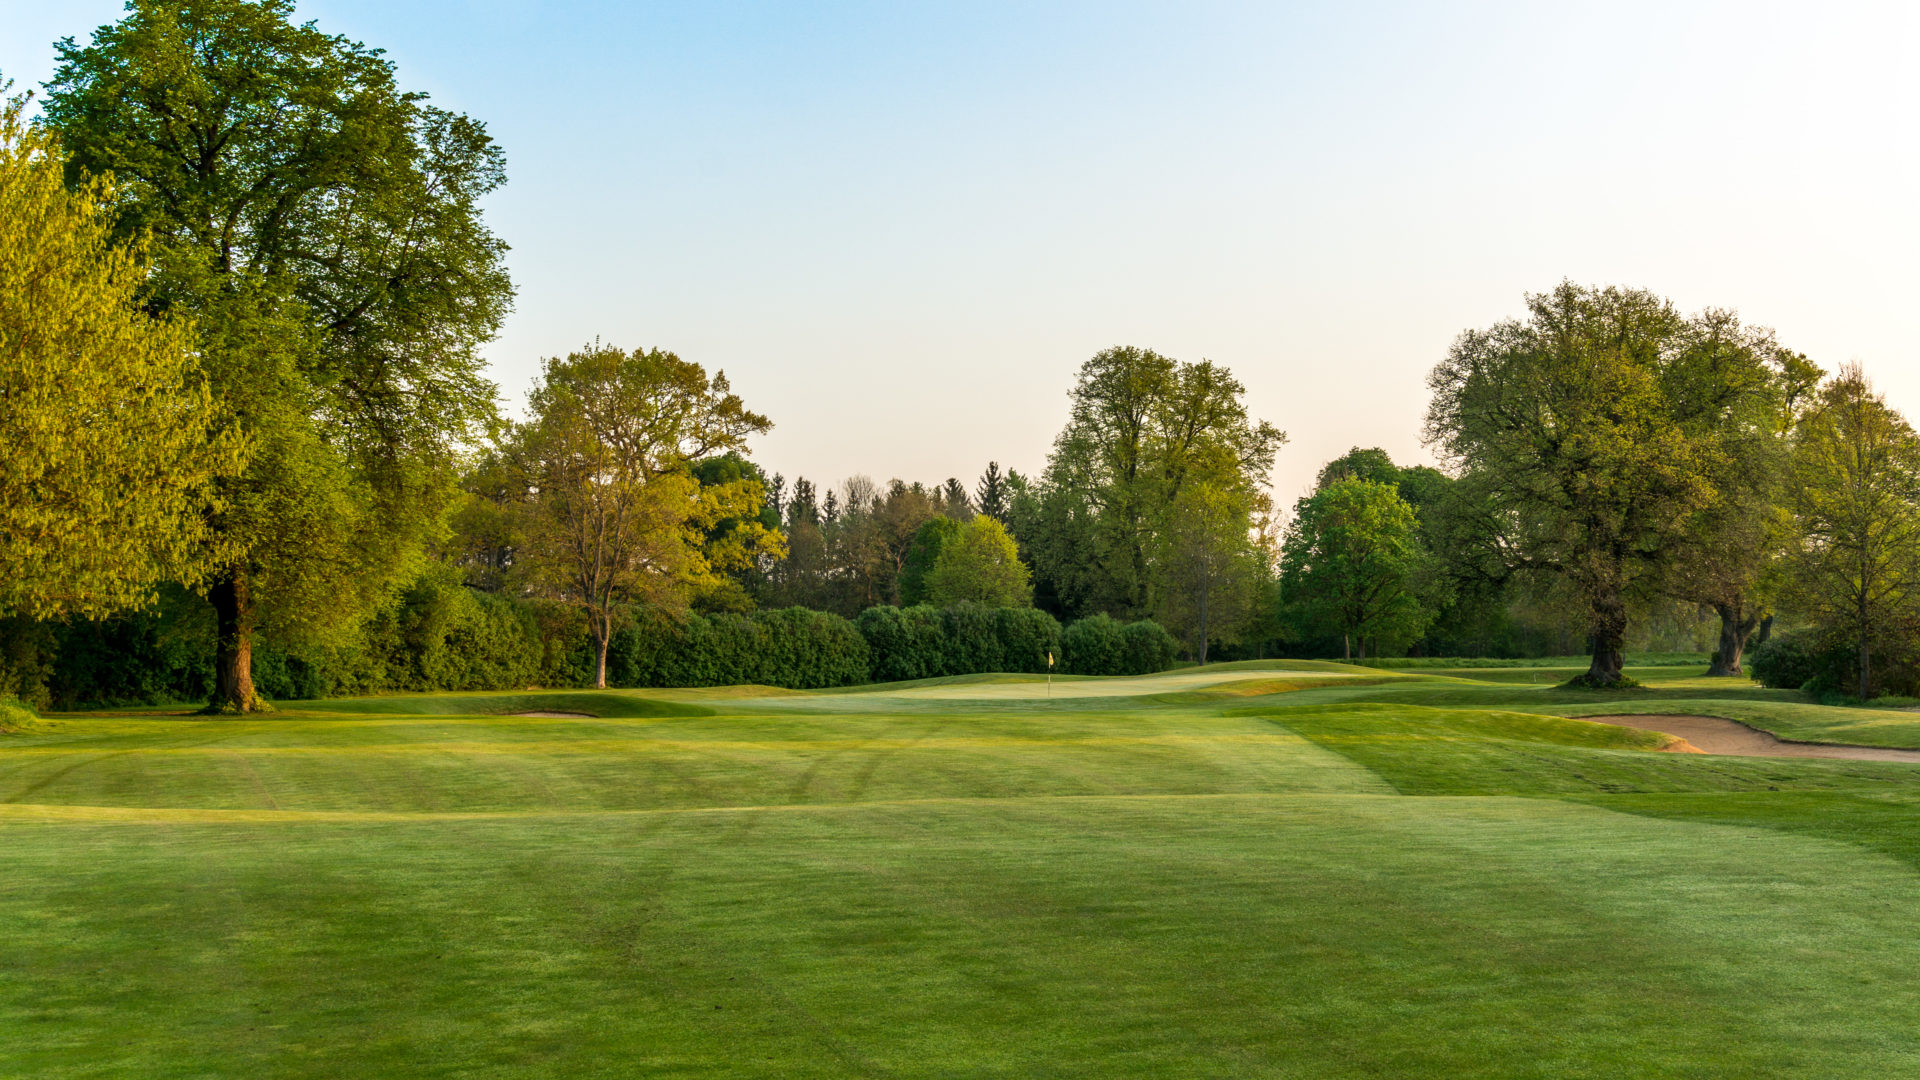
<box><xmin>7</xmin><ymin>1</ymin><xmax>1920</xmax><ymax>708</ymax></box>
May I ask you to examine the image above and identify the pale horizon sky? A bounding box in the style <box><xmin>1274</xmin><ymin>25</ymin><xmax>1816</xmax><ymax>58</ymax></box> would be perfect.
<box><xmin>6</xmin><ymin>1</ymin><xmax>1917</xmax><ymax>507</ymax></box>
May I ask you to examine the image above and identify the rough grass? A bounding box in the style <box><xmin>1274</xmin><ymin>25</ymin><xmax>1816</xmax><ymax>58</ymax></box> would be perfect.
<box><xmin>7</xmin><ymin>663</ymin><xmax>1920</xmax><ymax>1077</ymax></box>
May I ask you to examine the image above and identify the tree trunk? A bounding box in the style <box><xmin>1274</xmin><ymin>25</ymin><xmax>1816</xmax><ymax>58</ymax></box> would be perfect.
<box><xmin>1343</xmin><ymin>634</ymin><xmax>1351</xmax><ymax>662</ymax></box>
<box><xmin>1858</xmin><ymin>623</ymin><xmax>1872</xmax><ymax>702</ymax></box>
<box><xmin>1705</xmin><ymin>602</ymin><xmax>1762</xmax><ymax>677</ymax></box>
<box><xmin>1581</xmin><ymin>589</ymin><xmax>1629</xmax><ymax>688</ymax></box>
<box><xmin>1752</xmin><ymin>614</ymin><xmax>1774</xmax><ymax>650</ymax></box>
<box><xmin>207</xmin><ymin>570</ymin><xmax>261</xmax><ymax>713</ymax></box>
<box><xmin>593</xmin><ymin>615</ymin><xmax>611</xmax><ymax>690</ymax></box>
<box><xmin>1196</xmin><ymin>585</ymin><xmax>1209</xmax><ymax>665</ymax></box>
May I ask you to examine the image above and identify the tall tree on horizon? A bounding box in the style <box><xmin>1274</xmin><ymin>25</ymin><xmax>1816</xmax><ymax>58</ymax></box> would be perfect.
<box><xmin>510</xmin><ymin>343</ymin><xmax>772</xmax><ymax>688</ymax></box>
<box><xmin>1425</xmin><ymin>283</ymin><xmax>1723</xmax><ymax>688</ymax></box>
<box><xmin>1661</xmin><ymin>312</ymin><xmax>1821</xmax><ymax>676</ymax></box>
<box><xmin>1032</xmin><ymin>346</ymin><xmax>1284</xmax><ymax>619</ymax></box>
<box><xmin>1783</xmin><ymin>365</ymin><xmax>1920</xmax><ymax>701</ymax></box>
<box><xmin>44</xmin><ymin>0</ymin><xmax>515</xmax><ymax>711</ymax></box>
<box><xmin>1280</xmin><ymin>478</ymin><xmax>1434</xmax><ymax>661</ymax></box>
<box><xmin>975</xmin><ymin>462</ymin><xmax>1010</xmax><ymax>522</ymax></box>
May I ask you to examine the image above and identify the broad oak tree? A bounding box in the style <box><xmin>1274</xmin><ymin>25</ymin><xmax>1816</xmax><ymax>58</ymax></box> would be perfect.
<box><xmin>0</xmin><ymin>93</ymin><xmax>240</xmax><ymax>618</ymax></box>
<box><xmin>1425</xmin><ymin>283</ymin><xmax>1716</xmax><ymax>688</ymax></box>
<box><xmin>510</xmin><ymin>344</ymin><xmax>772</xmax><ymax>689</ymax></box>
<box><xmin>44</xmin><ymin>0</ymin><xmax>513</xmax><ymax>711</ymax></box>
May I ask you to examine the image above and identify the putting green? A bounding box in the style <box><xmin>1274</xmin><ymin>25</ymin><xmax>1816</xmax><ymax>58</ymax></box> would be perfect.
<box><xmin>6</xmin><ymin>662</ymin><xmax>1920</xmax><ymax>1077</ymax></box>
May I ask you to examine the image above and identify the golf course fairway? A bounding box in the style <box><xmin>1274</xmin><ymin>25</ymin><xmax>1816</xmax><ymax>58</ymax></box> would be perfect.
<box><xmin>6</xmin><ymin>660</ymin><xmax>1920</xmax><ymax>1077</ymax></box>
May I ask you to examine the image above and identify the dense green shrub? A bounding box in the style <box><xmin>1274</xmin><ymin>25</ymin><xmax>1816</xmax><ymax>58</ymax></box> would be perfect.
<box><xmin>995</xmin><ymin>607</ymin><xmax>1062</xmax><ymax>673</ymax></box>
<box><xmin>1118</xmin><ymin>619</ymin><xmax>1180</xmax><ymax>675</ymax></box>
<box><xmin>44</xmin><ymin>575</ymin><xmax>549</xmax><ymax>707</ymax></box>
<box><xmin>0</xmin><ymin>695</ymin><xmax>37</xmax><ymax>732</ymax></box>
<box><xmin>857</xmin><ymin>605</ymin><xmax>948</xmax><ymax>682</ymax></box>
<box><xmin>1062</xmin><ymin>614</ymin><xmax>1178</xmax><ymax>676</ymax></box>
<box><xmin>857</xmin><ymin>603</ymin><xmax>1066</xmax><ymax>682</ymax></box>
<box><xmin>755</xmin><ymin>607</ymin><xmax>870</xmax><ymax>688</ymax></box>
<box><xmin>612</xmin><ymin>607</ymin><xmax>868</xmax><ymax>689</ymax></box>
<box><xmin>940</xmin><ymin>602</ymin><xmax>1005</xmax><ymax>675</ymax></box>
<box><xmin>1748</xmin><ymin>627</ymin><xmax>1920</xmax><ymax>698</ymax></box>
<box><xmin>1061</xmin><ymin>614</ymin><xmax>1123</xmax><ymax>675</ymax></box>
<box><xmin>1748</xmin><ymin>630</ymin><xmax>1831</xmax><ymax>691</ymax></box>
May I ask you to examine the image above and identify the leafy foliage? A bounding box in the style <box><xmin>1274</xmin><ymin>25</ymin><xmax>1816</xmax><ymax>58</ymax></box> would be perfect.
<box><xmin>44</xmin><ymin>0</ymin><xmax>516</xmax><ymax>710</ymax></box>
<box><xmin>927</xmin><ymin>516</ymin><xmax>1032</xmax><ymax>607</ymax></box>
<box><xmin>0</xmin><ymin>94</ymin><xmax>239</xmax><ymax>618</ymax></box>
<box><xmin>510</xmin><ymin>342</ymin><xmax>773</xmax><ymax>686</ymax></box>
<box><xmin>1427</xmin><ymin>284</ymin><xmax>1731</xmax><ymax>687</ymax></box>
<box><xmin>1781</xmin><ymin>365</ymin><xmax>1920</xmax><ymax>699</ymax></box>
<box><xmin>1280</xmin><ymin>479</ymin><xmax>1434</xmax><ymax>659</ymax></box>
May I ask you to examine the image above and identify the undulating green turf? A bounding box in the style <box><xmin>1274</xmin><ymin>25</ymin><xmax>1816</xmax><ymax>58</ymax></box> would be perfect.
<box><xmin>6</xmin><ymin>661</ymin><xmax>1920</xmax><ymax>1077</ymax></box>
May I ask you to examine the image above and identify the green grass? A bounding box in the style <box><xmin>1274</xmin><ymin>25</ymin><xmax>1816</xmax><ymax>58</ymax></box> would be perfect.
<box><xmin>8</xmin><ymin>663</ymin><xmax>1920</xmax><ymax>1076</ymax></box>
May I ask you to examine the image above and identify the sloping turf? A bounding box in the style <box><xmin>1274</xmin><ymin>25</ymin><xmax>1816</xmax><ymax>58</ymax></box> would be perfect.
<box><xmin>5</xmin><ymin>661</ymin><xmax>1920</xmax><ymax>1077</ymax></box>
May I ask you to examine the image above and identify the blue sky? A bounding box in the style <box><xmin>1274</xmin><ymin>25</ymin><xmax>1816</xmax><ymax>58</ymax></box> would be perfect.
<box><xmin>6</xmin><ymin>1</ymin><xmax>1916</xmax><ymax>504</ymax></box>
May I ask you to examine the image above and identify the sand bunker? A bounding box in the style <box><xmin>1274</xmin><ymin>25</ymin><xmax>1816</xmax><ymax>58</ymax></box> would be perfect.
<box><xmin>510</xmin><ymin>711</ymin><xmax>597</xmax><ymax>718</ymax></box>
<box><xmin>1584</xmin><ymin>714</ymin><xmax>1920</xmax><ymax>763</ymax></box>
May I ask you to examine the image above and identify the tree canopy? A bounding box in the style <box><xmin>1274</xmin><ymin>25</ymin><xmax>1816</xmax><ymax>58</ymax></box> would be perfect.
<box><xmin>43</xmin><ymin>0</ymin><xmax>516</xmax><ymax>710</ymax></box>
<box><xmin>1426</xmin><ymin>283</ymin><xmax>1734</xmax><ymax>687</ymax></box>
<box><xmin>1024</xmin><ymin>346</ymin><xmax>1284</xmax><ymax>622</ymax></box>
<box><xmin>510</xmin><ymin>343</ymin><xmax>773</xmax><ymax>688</ymax></box>
<box><xmin>1280</xmin><ymin>478</ymin><xmax>1433</xmax><ymax>659</ymax></box>
<box><xmin>926</xmin><ymin>516</ymin><xmax>1032</xmax><ymax>608</ymax></box>
<box><xmin>0</xmin><ymin>92</ymin><xmax>240</xmax><ymax>619</ymax></box>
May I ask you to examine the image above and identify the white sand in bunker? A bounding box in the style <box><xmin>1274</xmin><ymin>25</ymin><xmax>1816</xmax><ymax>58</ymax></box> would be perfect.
<box><xmin>1585</xmin><ymin>714</ymin><xmax>1920</xmax><ymax>763</ymax></box>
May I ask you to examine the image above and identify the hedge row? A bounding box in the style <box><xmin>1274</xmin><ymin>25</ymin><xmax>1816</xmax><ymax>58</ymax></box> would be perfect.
<box><xmin>608</xmin><ymin>607</ymin><xmax>869</xmax><ymax>689</ymax></box>
<box><xmin>25</xmin><ymin>580</ymin><xmax>1181</xmax><ymax>707</ymax></box>
<box><xmin>855</xmin><ymin>603</ymin><xmax>1177</xmax><ymax>682</ymax></box>
<box><xmin>858</xmin><ymin>603</ymin><xmax>1059</xmax><ymax>682</ymax></box>
<box><xmin>1058</xmin><ymin>613</ymin><xmax>1181</xmax><ymax>676</ymax></box>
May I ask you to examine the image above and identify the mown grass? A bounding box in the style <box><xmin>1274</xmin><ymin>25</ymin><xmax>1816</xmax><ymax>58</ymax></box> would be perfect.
<box><xmin>6</xmin><ymin>662</ymin><xmax>1920</xmax><ymax>1077</ymax></box>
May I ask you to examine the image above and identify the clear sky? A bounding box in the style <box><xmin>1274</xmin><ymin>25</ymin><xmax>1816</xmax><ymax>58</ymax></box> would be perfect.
<box><xmin>5</xmin><ymin>1</ymin><xmax>1916</xmax><ymax>505</ymax></box>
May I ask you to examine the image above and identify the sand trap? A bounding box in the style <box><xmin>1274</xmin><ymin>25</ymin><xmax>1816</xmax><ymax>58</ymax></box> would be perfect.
<box><xmin>1584</xmin><ymin>714</ymin><xmax>1920</xmax><ymax>763</ymax></box>
<box><xmin>510</xmin><ymin>711</ymin><xmax>597</xmax><ymax>718</ymax></box>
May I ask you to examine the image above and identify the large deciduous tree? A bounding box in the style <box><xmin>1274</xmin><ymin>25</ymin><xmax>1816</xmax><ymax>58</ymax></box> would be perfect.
<box><xmin>1280</xmin><ymin>478</ymin><xmax>1432</xmax><ymax>660</ymax></box>
<box><xmin>926</xmin><ymin>516</ymin><xmax>1031</xmax><ymax>608</ymax></box>
<box><xmin>1425</xmin><ymin>284</ymin><xmax>1717</xmax><ymax>688</ymax></box>
<box><xmin>0</xmin><ymin>92</ymin><xmax>240</xmax><ymax>618</ymax></box>
<box><xmin>1660</xmin><ymin>313</ymin><xmax>1821</xmax><ymax>676</ymax></box>
<box><xmin>511</xmin><ymin>344</ymin><xmax>771</xmax><ymax>688</ymax></box>
<box><xmin>44</xmin><ymin>0</ymin><xmax>514</xmax><ymax>711</ymax></box>
<box><xmin>1155</xmin><ymin>481</ymin><xmax>1269</xmax><ymax>663</ymax></box>
<box><xmin>1030</xmin><ymin>346</ymin><xmax>1284</xmax><ymax>619</ymax></box>
<box><xmin>1783</xmin><ymin>365</ymin><xmax>1920</xmax><ymax>701</ymax></box>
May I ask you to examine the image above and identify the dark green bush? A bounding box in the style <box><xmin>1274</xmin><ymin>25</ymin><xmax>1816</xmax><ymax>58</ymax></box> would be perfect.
<box><xmin>857</xmin><ymin>603</ymin><xmax>1069</xmax><ymax>682</ymax></box>
<box><xmin>1061</xmin><ymin>614</ymin><xmax>1178</xmax><ymax>676</ymax></box>
<box><xmin>1118</xmin><ymin>619</ymin><xmax>1180</xmax><ymax>675</ymax></box>
<box><xmin>940</xmin><ymin>602</ymin><xmax>1004</xmax><ymax>675</ymax></box>
<box><xmin>995</xmin><ymin>607</ymin><xmax>1062</xmax><ymax>673</ymax></box>
<box><xmin>613</xmin><ymin>607</ymin><xmax>868</xmax><ymax>689</ymax></box>
<box><xmin>858</xmin><ymin>605</ymin><xmax>950</xmax><ymax>682</ymax></box>
<box><xmin>1748</xmin><ymin>629</ymin><xmax>1832</xmax><ymax>691</ymax></box>
<box><xmin>1062</xmin><ymin>614</ymin><xmax>1123</xmax><ymax>675</ymax></box>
